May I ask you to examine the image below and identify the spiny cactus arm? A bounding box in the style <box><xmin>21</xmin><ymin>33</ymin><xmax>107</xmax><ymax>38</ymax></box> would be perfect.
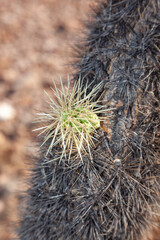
<box><xmin>19</xmin><ymin>1</ymin><xmax>160</xmax><ymax>240</ymax></box>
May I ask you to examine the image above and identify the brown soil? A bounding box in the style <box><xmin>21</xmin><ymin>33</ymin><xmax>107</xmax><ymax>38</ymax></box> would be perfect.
<box><xmin>0</xmin><ymin>0</ymin><xmax>91</xmax><ymax>239</ymax></box>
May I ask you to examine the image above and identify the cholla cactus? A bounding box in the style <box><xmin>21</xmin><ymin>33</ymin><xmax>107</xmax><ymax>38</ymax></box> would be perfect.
<box><xmin>19</xmin><ymin>1</ymin><xmax>160</xmax><ymax>240</ymax></box>
<box><xmin>34</xmin><ymin>79</ymin><xmax>108</xmax><ymax>162</ymax></box>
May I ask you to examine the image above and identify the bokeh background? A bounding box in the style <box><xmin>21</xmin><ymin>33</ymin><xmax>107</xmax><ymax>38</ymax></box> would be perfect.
<box><xmin>0</xmin><ymin>0</ymin><xmax>91</xmax><ymax>239</ymax></box>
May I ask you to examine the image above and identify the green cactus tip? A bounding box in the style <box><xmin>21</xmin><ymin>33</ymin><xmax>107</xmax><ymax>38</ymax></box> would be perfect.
<box><xmin>34</xmin><ymin>78</ymin><xmax>107</xmax><ymax>162</ymax></box>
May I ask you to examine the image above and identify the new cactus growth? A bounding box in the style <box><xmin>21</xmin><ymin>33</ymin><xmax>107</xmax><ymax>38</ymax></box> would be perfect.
<box><xmin>34</xmin><ymin>79</ymin><xmax>107</xmax><ymax>161</ymax></box>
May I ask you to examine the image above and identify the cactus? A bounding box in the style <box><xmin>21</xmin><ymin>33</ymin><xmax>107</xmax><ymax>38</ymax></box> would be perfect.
<box><xmin>19</xmin><ymin>0</ymin><xmax>160</xmax><ymax>239</ymax></box>
<box><xmin>33</xmin><ymin>79</ymin><xmax>109</xmax><ymax>162</ymax></box>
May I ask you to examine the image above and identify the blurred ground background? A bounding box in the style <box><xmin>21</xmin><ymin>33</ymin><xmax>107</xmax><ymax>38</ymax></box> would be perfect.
<box><xmin>0</xmin><ymin>0</ymin><xmax>91</xmax><ymax>239</ymax></box>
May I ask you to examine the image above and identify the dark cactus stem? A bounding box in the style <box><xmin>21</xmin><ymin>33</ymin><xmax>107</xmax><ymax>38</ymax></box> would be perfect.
<box><xmin>19</xmin><ymin>0</ymin><xmax>160</xmax><ymax>239</ymax></box>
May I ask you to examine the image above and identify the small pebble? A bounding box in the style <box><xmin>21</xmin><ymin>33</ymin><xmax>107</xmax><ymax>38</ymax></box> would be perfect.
<box><xmin>0</xmin><ymin>102</ymin><xmax>16</xmax><ymax>121</ymax></box>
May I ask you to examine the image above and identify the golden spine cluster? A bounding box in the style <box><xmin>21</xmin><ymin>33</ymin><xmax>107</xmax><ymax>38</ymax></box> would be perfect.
<box><xmin>34</xmin><ymin>78</ymin><xmax>110</xmax><ymax>162</ymax></box>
